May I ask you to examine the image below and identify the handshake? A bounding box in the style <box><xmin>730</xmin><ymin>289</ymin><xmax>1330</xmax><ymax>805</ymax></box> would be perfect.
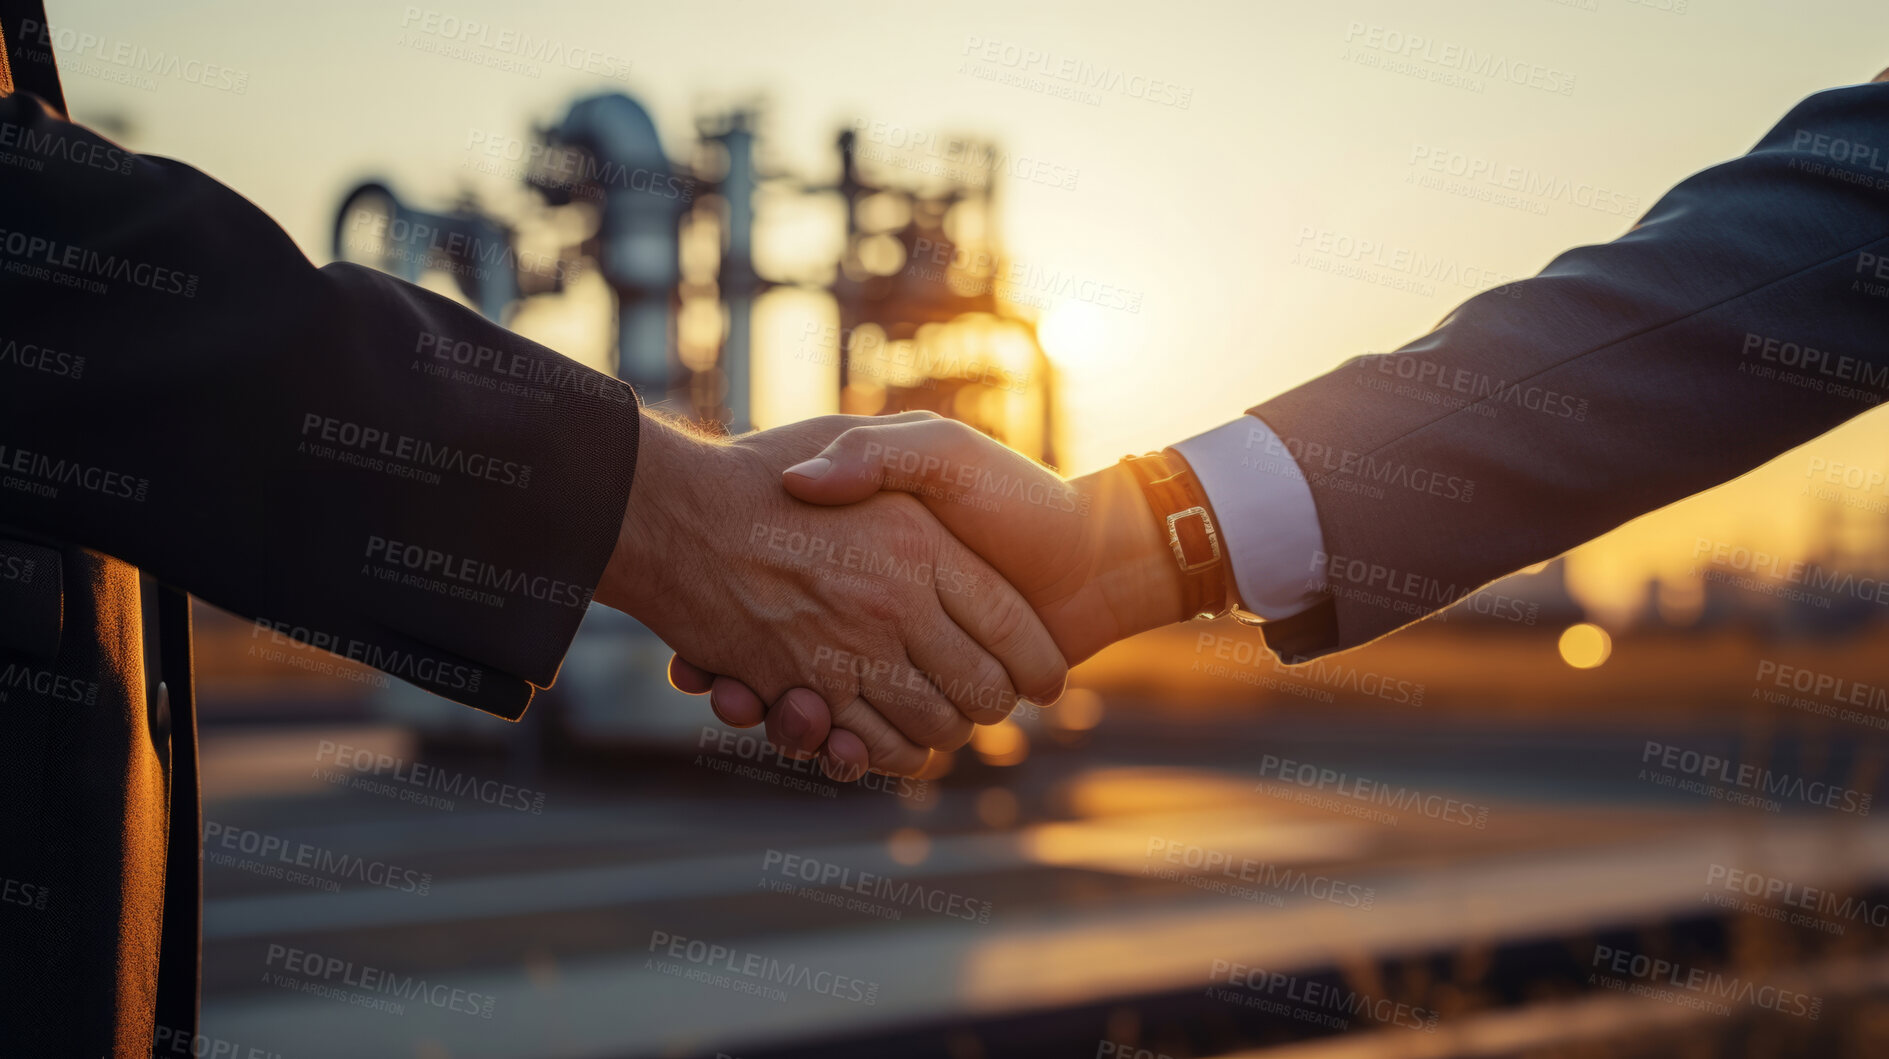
<box><xmin>594</xmin><ymin>409</ymin><xmax>1203</xmax><ymax>779</ymax></box>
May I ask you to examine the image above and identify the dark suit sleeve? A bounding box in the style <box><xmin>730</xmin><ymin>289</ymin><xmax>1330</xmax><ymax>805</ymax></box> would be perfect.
<box><xmin>1253</xmin><ymin>80</ymin><xmax>1889</xmax><ymax>661</ymax></box>
<box><xmin>0</xmin><ymin>91</ymin><xmax>640</xmax><ymax>719</ymax></box>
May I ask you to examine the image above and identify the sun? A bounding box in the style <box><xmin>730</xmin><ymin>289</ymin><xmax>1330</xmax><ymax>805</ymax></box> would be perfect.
<box><xmin>1035</xmin><ymin>301</ymin><xmax>1117</xmax><ymax>369</ymax></box>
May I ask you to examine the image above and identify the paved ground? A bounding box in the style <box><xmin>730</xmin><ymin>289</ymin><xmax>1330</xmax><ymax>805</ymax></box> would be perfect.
<box><xmin>193</xmin><ymin>707</ymin><xmax>1889</xmax><ymax>1059</ymax></box>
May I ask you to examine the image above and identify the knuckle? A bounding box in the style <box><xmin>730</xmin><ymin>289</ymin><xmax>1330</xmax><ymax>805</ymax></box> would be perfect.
<box><xmin>979</xmin><ymin>588</ymin><xmax>1035</xmax><ymax>656</ymax></box>
<box><xmin>912</xmin><ymin>696</ymin><xmax>967</xmax><ymax>750</ymax></box>
<box><xmin>963</xmin><ymin>658</ymin><xmax>1017</xmax><ymax>724</ymax></box>
<box><xmin>933</xmin><ymin>712</ymin><xmax>974</xmax><ymax>752</ymax></box>
<box><xmin>865</xmin><ymin>727</ymin><xmax>921</xmax><ymax>774</ymax></box>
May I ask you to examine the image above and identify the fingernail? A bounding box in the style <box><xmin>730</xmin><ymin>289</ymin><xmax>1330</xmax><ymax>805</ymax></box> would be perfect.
<box><xmin>784</xmin><ymin>457</ymin><xmax>830</xmax><ymax>480</ymax></box>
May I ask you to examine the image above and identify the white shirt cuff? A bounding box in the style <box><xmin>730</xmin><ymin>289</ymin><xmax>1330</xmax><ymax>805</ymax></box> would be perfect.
<box><xmin>1167</xmin><ymin>416</ymin><xmax>1329</xmax><ymax>621</ymax></box>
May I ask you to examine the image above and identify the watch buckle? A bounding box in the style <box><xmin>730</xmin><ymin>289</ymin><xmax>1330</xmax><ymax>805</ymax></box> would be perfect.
<box><xmin>1165</xmin><ymin>506</ymin><xmax>1221</xmax><ymax>573</ymax></box>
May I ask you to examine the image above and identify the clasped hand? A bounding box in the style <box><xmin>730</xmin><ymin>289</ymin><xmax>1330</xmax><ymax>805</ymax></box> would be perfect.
<box><xmin>595</xmin><ymin>412</ymin><xmax>1072</xmax><ymax>778</ymax></box>
<box><xmin>639</xmin><ymin>413</ymin><xmax>1194</xmax><ymax>779</ymax></box>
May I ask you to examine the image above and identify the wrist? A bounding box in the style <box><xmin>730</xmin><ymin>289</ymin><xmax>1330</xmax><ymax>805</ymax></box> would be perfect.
<box><xmin>599</xmin><ymin>412</ymin><xmax>743</xmax><ymax>616</ymax></box>
<box><xmin>1076</xmin><ymin>462</ymin><xmax>1191</xmax><ymax>640</ymax></box>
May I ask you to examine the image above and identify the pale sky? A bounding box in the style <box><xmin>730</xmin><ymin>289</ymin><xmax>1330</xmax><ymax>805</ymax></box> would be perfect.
<box><xmin>47</xmin><ymin>0</ymin><xmax>1889</xmax><ymax>616</ymax></box>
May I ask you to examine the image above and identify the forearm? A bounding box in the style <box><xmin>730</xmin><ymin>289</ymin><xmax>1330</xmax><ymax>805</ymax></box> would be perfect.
<box><xmin>1255</xmin><ymin>80</ymin><xmax>1889</xmax><ymax>657</ymax></box>
<box><xmin>0</xmin><ymin>91</ymin><xmax>639</xmax><ymax>714</ymax></box>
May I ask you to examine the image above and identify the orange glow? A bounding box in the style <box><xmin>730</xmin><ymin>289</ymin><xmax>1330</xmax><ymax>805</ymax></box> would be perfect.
<box><xmin>970</xmin><ymin>720</ymin><xmax>1030</xmax><ymax>767</ymax></box>
<box><xmin>1558</xmin><ymin>623</ymin><xmax>1612</xmax><ymax>669</ymax></box>
<box><xmin>887</xmin><ymin>827</ymin><xmax>931</xmax><ymax>866</ymax></box>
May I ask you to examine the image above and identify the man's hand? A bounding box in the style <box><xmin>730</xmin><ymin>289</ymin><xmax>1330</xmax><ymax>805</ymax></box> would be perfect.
<box><xmin>594</xmin><ymin>412</ymin><xmax>1068</xmax><ymax>777</ymax></box>
<box><xmin>782</xmin><ymin>415</ymin><xmax>1195</xmax><ymax>663</ymax></box>
<box><xmin>673</xmin><ymin>413</ymin><xmax>1203</xmax><ymax>778</ymax></box>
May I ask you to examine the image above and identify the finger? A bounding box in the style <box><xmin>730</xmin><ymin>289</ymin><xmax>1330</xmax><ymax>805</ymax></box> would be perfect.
<box><xmin>780</xmin><ymin>416</ymin><xmax>979</xmax><ymax>505</ymax></box>
<box><xmin>935</xmin><ymin>542</ymin><xmax>1068</xmax><ymax>707</ymax></box>
<box><xmin>708</xmin><ymin>676</ymin><xmax>765</xmax><ymax>729</ymax></box>
<box><xmin>782</xmin><ymin>417</ymin><xmax>1048</xmax><ymax>515</ymax></box>
<box><xmin>782</xmin><ymin>418</ymin><xmax>1086</xmax><ymax>580</ymax></box>
<box><xmin>906</xmin><ymin>610</ymin><xmax>1019</xmax><ymax>725</ymax></box>
<box><xmin>822</xmin><ymin>728</ymin><xmax>870</xmax><ymax>782</ymax></box>
<box><xmin>828</xmin><ymin>695</ymin><xmax>933</xmax><ymax>776</ymax></box>
<box><xmin>863</xmin><ymin>651</ymin><xmax>976</xmax><ymax>751</ymax></box>
<box><xmin>763</xmin><ymin>686</ymin><xmax>831</xmax><ymax>757</ymax></box>
<box><xmin>668</xmin><ymin>655</ymin><xmax>716</xmax><ymax>694</ymax></box>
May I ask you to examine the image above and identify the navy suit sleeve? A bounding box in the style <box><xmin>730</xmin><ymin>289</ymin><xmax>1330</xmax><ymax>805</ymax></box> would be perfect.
<box><xmin>0</xmin><ymin>90</ymin><xmax>640</xmax><ymax>718</ymax></box>
<box><xmin>1254</xmin><ymin>80</ymin><xmax>1889</xmax><ymax>660</ymax></box>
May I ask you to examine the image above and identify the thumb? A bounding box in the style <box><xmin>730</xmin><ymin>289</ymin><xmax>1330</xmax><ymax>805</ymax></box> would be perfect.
<box><xmin>782</xmin><ymin>418</ymin><xmax>961</xmax><ymax>506</ymax></box>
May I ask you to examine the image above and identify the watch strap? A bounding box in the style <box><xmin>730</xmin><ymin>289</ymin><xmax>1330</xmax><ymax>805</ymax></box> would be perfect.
<box><xmin>1123</xmin><ymin>452</ymin><xmax>1229</xmax><ymax>620</ymax></box>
